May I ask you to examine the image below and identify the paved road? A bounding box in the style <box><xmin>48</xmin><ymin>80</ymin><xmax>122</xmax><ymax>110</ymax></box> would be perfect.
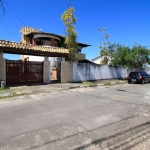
<box><xmin>0</xmin><ymin>83</ymin><xmax>150</xmax><ymax>150</ymax></box>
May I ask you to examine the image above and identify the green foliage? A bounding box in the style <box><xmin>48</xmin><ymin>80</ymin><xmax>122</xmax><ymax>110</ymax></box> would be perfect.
<box><xmin>0</xmin><ymin>87</ymin><xmax>9</xmax><ymax>91</ymax></box>
<box><xmin>111</xmin><ymin>44</ymin><xmax>131</xmax><ymax>66</ymax></box>
<box><xmin>108</xmin><ymin>44</ymin><xmax>150</xmax><ymax>68</ymax></box>
<box><xmin>61</xmin><ymin>7</ymin><xmax>78</xmax><ymax>62</ymax></box>
<box><xmin>100</xmin><ymin>57</ymin><xmax>109</xmax><ymax>65</ymax></box>
<box><xmin>59</xmin><ymin>37</ymin><xmax>66</xmax><ymax>47</ymax></box>
<box><xmin>98</xmin><ymin>28</ymin><xmax>150</xmax><ymax>67</ymax></box>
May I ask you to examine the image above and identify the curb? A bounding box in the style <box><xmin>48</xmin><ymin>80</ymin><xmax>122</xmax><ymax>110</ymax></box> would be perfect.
<box><xmin>69</xmin><ymin>86</ymin><xmax>81</xmax><ymax>89</ymax></box>
<box><xmin>88</xmin><ymin>84</ymin><xmax>97</xmax><ymax>87</ymax></box>
<box><xmin>56</xmin><ymin>81</ymin><xmax>127</xmax><ymax>91</ymax></box>
<box><xmin>97</xmin><ymin>84</ymin><xmax>105</xmax><ymax>86</ymax></box>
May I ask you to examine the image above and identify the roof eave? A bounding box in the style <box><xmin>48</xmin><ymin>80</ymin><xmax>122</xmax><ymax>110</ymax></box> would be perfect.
<box><xmin>26</xmin><ymin>32</ymin><xmax>64</xmax><ymax>39</ymax></box>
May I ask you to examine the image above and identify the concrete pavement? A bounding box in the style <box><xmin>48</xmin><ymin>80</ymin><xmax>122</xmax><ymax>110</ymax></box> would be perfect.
<box><xmin>0</xmin><ymin>83</ymin><xmax>150</xmax><ymax>149</ymax></box>
<box><xmin>0</xmin><ymin>79</ymin><xmax>127</xmax><ymax>99</ymax></box>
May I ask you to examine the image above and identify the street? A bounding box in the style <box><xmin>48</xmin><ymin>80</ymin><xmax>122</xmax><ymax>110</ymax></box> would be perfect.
<box><xmin>0</xmin><ymin>83</ymin><xmax>150</xmax><ymax>150</ymax></box>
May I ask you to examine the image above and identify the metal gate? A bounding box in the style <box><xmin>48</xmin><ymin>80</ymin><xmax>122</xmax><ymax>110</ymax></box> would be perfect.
<box><xmin>6</xmin><ymin>60</ymin><xmax>43</xmax><ymax>85</ymax></box>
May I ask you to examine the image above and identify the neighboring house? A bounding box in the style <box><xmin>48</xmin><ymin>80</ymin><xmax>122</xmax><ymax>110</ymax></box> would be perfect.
<box><xmin>91</xmin><ymin>55</ymin><xmax>112</xmax><ymax>65</ymax></box>
<box><xmin>91</xmin><ymin>56</ymin><xmax>102</xmax><ymax>64</ymax></box>
<box><xmin>21</xmin><ymin>26</ymin><xmax>91</xmax><ymax>67</ymax></box>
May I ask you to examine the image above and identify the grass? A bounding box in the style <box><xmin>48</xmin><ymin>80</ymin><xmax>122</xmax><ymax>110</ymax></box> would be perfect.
<box><xmin>82</xmin><ymin>79</ymin><xmax>127</xmax><ymax>86</ymax></box>
<box><xmin>0</xmin><ymin>87</ymin><xmax>9</xmax><ymax>91</ymax></box>
<box><xmin>82</xmin><ymin>81</ymin><xmax>96</xmax><ymax>85</ymax></box>
<box><xmin>104</xmin><ymin>83</ymin><xmax>113</xmax><ymax>86</ymax></box>
<box><xmin>0</xmin><ymin>92</ymin><xmax>27</xmax><ymax>100</ymax></box>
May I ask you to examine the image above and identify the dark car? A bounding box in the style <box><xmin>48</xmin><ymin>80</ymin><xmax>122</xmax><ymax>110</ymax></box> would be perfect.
<box><xmin>128</xmin><ymin>71</ymin><xmax>150</xmax><ymax>84</ymax></box>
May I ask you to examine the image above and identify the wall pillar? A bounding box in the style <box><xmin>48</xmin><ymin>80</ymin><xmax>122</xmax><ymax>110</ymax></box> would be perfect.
<box><xmin>61</xmin><ymin>62</ymin><xmax>73</xmax><ymax>83</ymax></box>
<box><xmin>51</xmin><ymin>38</ymin><xmax>55</xmax><ymax>46</ymax></box>
<box><xmin>0</xmin><ymin>51</ymin><xmax>5</xmax><ymax>85</ymax></box>
<box><xmin>43</xmin><ymin>56</ymin><xmax>50</xmax><ymax>84</ymax></box>
<box><xmin>32</xmin><ymin>38</ymin><xmax>37</xmax><ymax>45</ymax></box>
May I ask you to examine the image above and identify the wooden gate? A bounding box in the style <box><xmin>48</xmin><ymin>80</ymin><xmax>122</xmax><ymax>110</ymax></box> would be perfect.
<box><xmin>57</xmin><ymin>62</ymin><xmax>61</xmax><ymax>82</ymax></box>
<box><xmin>6</xmin><ymin>60</ymin><xmax>43</xmax><ymax>85</ymax></box>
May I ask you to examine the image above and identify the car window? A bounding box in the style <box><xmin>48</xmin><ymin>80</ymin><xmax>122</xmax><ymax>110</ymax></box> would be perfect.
<box><xmin>142</xmin><ymin>72</ymin><xmax>147</xmax><ymax>76</ymax></box>
<box><xmin>142</xmin><ymin>72</ymin><xmax>148</xmax><ymax>76</ymax></box>
<box><xmin>129</xmin><ymin>72</ymin><xmax>140</xmax><ymax>76</ymax></box>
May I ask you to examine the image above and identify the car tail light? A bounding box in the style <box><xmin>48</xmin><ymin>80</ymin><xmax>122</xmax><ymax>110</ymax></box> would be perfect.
<box><xmin>128</xmin><ymin>76</ymin><xmax>130</xmax><ymax>78</ymax></box>
<box><xmin>139</xmin><ymin>75</ymin><xmax>142</xmax><ymax>79</ymax></box>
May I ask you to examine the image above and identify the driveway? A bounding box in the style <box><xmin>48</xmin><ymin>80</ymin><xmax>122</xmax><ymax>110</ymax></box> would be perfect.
<box><xmin>0</xmin><ymin>83</ymin><xmax>150</xmax><ymax>150</ymax></box>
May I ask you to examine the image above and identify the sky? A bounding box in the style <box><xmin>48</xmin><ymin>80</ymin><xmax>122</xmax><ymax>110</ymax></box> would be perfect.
<box><xmin>0</xmin><ymin>0</ymin><xmax>150</xmax><ymax>60</ymax></box>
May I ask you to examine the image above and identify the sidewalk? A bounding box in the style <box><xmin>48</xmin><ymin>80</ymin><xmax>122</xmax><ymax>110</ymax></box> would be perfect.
<box><xmin>0</xmin><ymin>79</ymin><xmax>127</xmax><ymax>99</ymax></box>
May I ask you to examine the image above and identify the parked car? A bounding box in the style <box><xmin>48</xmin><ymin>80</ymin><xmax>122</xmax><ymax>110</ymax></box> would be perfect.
<box><xmin>128</xmin><ymin>71</ymin><xmax>150</xmax><ymax>84</ymax></box>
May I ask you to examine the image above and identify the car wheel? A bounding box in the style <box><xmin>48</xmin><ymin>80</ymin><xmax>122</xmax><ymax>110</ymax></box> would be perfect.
<box><xmin>141</xmin><ymin>80</ymin><xmax>145</xmax><ymax>84</ymax></box>
<box><xmin>128</xmin><ymin>80</ymin><xmax>131</xmax><ymax>84</ymax></box>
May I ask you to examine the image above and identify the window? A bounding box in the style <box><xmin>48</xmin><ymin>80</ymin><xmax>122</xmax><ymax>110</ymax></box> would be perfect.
<box><xmin>36</xmin><ymin>41</ymin><xmax>43</xmax><ymax>45</ymax></box>
<box><xmin>142</xmin><ymin>72</ymin><xmax>148</xmax><ymax>76</ymax></box>
<box><xmin>129</xmin><ymin>72</ymin><xmax>141</xmax><ymax>76</ymax></box>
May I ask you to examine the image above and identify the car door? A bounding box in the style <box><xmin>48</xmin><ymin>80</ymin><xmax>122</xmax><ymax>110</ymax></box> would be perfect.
<box><xmin>143</xmin><ymin>72</ymin><xmax>149</xmax><ymax>82</ymax></box>
<box><xmin>145</xmin><ymin>72</ymin><xmax>150</xmax><ymax>82</ymax></box>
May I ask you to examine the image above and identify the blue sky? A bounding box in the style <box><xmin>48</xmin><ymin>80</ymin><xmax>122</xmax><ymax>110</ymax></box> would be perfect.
<box><xmin>0</xmin><ymin>0</ymin><xmax>150</xmax><ymax>60</ymax></box>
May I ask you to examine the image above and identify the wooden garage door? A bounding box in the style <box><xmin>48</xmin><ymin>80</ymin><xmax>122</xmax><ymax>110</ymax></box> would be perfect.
<box><xmin>6</xmin><ymin>60</ymin><xmax>43</xmax><ymax>85</ymax></box>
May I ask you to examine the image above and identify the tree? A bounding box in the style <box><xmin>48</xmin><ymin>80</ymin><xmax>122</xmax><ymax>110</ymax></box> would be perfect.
<box><xmin>61</xmin><ymin>7</ymin><xmax>78</xmax><ymax>62</ymax></box>
<box><xmin>110</xmin><ymin>44</ymin><xmax>150</xmax><ymax>68</ymax></box>
<box><xmin>98</xmin><ymin>28</ymin><xmax>150</xmax><ymax>67</ymax></box>
<box><xmin>99</xmin><ymin>27</ymin><xmax>106</xmax><ymax>45</ymax></box>
<box><xmin>130</xmin><ymin>45</ymin><xmax>150</xmax><ymax>68</ymax></box>
<box><xmin>111</xmin><ymin>44</ymin><xmax>131</xmax><ymax>67</ymax></box>
<box><xmin>99</xmin><ymin>27</ymin><xmax>111</xmax><ymax>64</ymax></box>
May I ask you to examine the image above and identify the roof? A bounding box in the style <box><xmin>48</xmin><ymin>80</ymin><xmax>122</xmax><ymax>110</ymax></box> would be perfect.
<box><xmin>0</xmin><ymin>40</ymin><xmax>69</xmax><ymax>57</ymax></box>
<box><xmin>78</xmin><ymin>59</ymin><xmax>97</xmax><ymax>64</ymax></box>
<box><xmin>26</xmin><ymin>32</ymin><xmax>91</xmax><ymax>47</ymax></box>
<box><xmin>77</xmin><ymin>42</ymin><xmax>91</xmax><ymax>47</ymax></box>
<box><xmin>91</xmin><ymin>56</ymin><xmax>102</xmax><ymax>61</ymax></box>
<box><xmin>26</xmin><ymin>31</ymin><xmax>64</xmax><ymax>39</ymax></box>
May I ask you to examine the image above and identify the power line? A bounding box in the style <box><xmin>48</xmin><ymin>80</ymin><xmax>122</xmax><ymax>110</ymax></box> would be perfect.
<box><xmin>3</xmin><ymin>0</ymin><xmax>26</xmax><ymax>25</ymax></box>
<box><xmin>5</xmin><ymin>12</ymin><xmax>20</xmax><ymax>30</ymax></box>
<box><xmin>0</xmin><ymin>0</ymin><xmax>5</xmax><ymax>17</ymax></box>
<box><xmin>0</xmin><ymin>17</ymin><xmax>19</xmax><ymax>40</ymax></box>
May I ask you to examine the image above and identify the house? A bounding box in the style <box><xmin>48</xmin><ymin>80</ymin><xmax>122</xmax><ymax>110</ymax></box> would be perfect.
<box><xmin>0</xmin><ymin>26</ymin><xmax>91</xmax><ymax>85</ymax></box>
<box><xmin>0</xmin><ymin>39</ymin><xmax>69</xmax><ymax>85</ymax></box>
<box><xmin>91</xmin><ymin>55</ymin><xmax>112</xmax><ymax>65</ymax></box>
<box><xmin>20</xmin><ymin>26</ymin><xmax>91</xmax><ymax>68</ymax></box>
<box><xmin>20</xmin><ymin>26</ymin><xmax>91</xmax><ymax>80</ymax></box>
<box><xmin>91</xmin><ymin>56</ymin><xmax>102</xmax><ymax>64</ymax></box>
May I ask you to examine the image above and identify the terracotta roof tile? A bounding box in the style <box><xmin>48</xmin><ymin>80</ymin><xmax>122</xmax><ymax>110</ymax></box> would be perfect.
<box><xmin>0</xmin><ymin>40</ymin><xmax>69</xmax><ymax>54</ymax></box>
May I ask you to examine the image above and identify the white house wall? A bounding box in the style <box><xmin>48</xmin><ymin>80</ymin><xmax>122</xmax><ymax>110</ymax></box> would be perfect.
<box><xmin>92</xmin><ymin>58</ymin><xmax>101</xmax><ymax>64</ymax></box>
<box><xmin>23</xmin><ymin>55</ymin><xmax>56</xmax><ymax>67</ymax></box>
<box><xmin>92</xmin><ymin>56</ymin><xmax>111</xmax><ymax>65</ymax></box>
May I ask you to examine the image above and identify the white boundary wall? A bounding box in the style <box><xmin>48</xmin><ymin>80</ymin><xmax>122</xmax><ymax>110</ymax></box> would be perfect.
<box><xmin>73</xmin><ymin>63</ymin><xmax>150</xmax><ymax>82</ymax></box>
